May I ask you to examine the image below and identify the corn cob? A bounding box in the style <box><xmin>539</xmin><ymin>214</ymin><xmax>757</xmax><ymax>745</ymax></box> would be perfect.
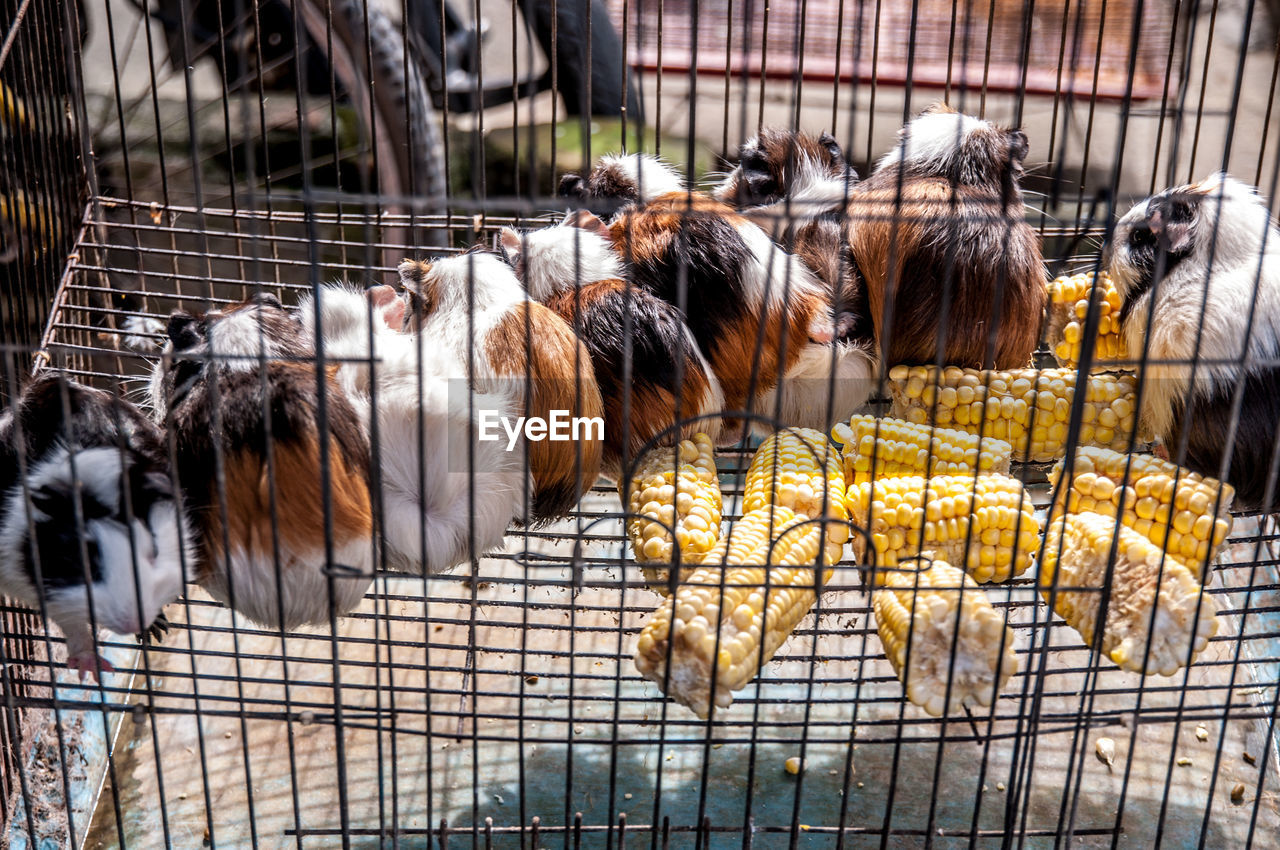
<box><xmin>845</xmin><ymin>473</ymin><xmax>1042</xmax><ymax>584</ymax></box>
<box><xmin>832</xmin><ymin>415</ymin><xmax>1013</xmax><ymax>486</ymax></box>
<box><xmin>634</xmin><ymin>505</ymin><xmax>843</xmax><ymax>717</ymax></box>
<box><xmin>743</xmin><ymin>427</ymin><xmax>848</xmax><ymax>520</ymax></box>
<box><xmin>624</xmin><ymin>433</ymin><xmax>722</xmax><ymax>589</ymax></box>
<box><xmin>1040</xmin><ymin>512</ymin><xmax>1218</xmax><ymax>676</ymax></box>
<box><xmin>1048</xmin><ymin>447</ymin><xmax>1234</xmax><ymax>579</ymax></box>
<box><xmin>887</xmin><ymin>365</ymin><xmax>1139</xmax><ymax>463</ymax></box>
<box><xmin>872</xmin><ymin>558</ymin><xmax>1017</xmax><ymax>717</ymax></box>
<box><xmin>1046</xmin><ymin>271</ymin><xmax>1130</xmax><ymax>369</ymax></box>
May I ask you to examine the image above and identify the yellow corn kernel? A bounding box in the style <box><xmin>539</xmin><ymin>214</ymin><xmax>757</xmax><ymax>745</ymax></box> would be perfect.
<box><xmin>1040</xmin><ymin>512</ymin><xmax>1218</xmax><ymax>676</ymax></box>
<box><xmin>744</xmin><ymin>428</ymin><xmax>848</xmax><ymax>528</ymax></box>
<box><xmin>887</xmin><ymin>365</ymin><xmax>1140</xmax><ymax>463</ymax></box>
<box><xmin>1046</xmin><ymin>271</ymin><xmax>1130</xmax><ymax>370</ymax></box>
<box><xmin>831</xmin><ymin>415</ymin><xmax>1013</xmax><ymax>486</ymax></box>
<box><xmin>1049</xmin><ymin>447</ymin><xmax>1234</xmax><ymax>578</ymax></box>
<box><xmin>623</xmin><ymin>434</ymin><xmax>722</xmax><ymax>589</ymax></box>
<box><xmin>634</xmin><ymin>505</ymin><xmax>844</xmax><ymax>717</ymax></box>
<box><xmin>872</xmin><ymin>558</ymin><xmax>1018</xmax><ymax>717</ymax></box>
<box><xmin>845</xmin><ymin>473</ymin><xmax>1041</xmax><ymax>584</ymax></box>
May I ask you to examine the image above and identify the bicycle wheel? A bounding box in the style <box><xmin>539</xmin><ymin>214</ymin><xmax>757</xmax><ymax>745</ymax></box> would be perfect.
<box><xmin>295</xmin><ymin>0</ymin><xmax>448</xmax><ymax>235</ymax></box>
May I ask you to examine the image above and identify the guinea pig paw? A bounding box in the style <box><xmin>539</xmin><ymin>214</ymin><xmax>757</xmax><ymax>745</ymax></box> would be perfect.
<box><xmin>139</xmin><ymin>615</ymin><xmax>170</xmax><ymax>645</ymax></box>
<box><xmin>67</xmin><ymin>652</ymin><xmax>114</xmax><ymax>683</ymax></box>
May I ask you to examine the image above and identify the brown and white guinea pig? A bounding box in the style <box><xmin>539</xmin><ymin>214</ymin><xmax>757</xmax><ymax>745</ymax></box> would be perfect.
<box><xmin>558</xmin><ymin>152</ymin><xmax>688</xmax><ymax>219</ymax></box>
<box><xmin>848</xmin><ymin>103</ymin><xmax>1047</xmax><ymax>370</ymax></box>
<box><xmin>148</xmin><ymin>293</ymin><xmax>374</xmax><ymax>630</ymax></box>
<box><xmin>558</xmin><ymin>153</ymin><xmax>875</xmax><ymax>432</ymax></box>
<box><xmin>1108</xmin><ymin>172</ymin><xmax>1280</xmax><ymax>509</ymax></box>
<box><xmin>397</xmin><ymin>251</ymin><xmax>605</xmax><ymax>522</ymax></box>
<box><xmin>713</xmin><ymin>128</ymin><xmax>873</xmax><ymax>346</ymax></box>
<box><xmin>0</xmin><ymin>373</ymin><xmax>192</xmax><ymax>680</ymax></box>
<box><xmin>297</xmin><ymin>283</ymin><xmax>523</xmax><ymax>573</ymax></box>
<box><xmin>497</xmin><ymin>212</ymin><xmax>725</xmax><ymax>473</ymax></box>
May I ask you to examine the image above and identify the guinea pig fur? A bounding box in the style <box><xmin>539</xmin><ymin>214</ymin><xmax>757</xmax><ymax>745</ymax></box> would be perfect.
<box><xmin>149</xmin><ymin>293</ymin><xmax>375</xmax><ymax>631</ymax></box>
<box><xmin>558</xmin><ymin>152</ymin><xmax>687</xmax><ymax>219</ymax></box>
<box><xmin>499</xmin><ymin>212</ymin><xmax>725</xmax><ymax>472</ymax></box>
<box><xmin>397</xmin><ymin>251</ymin><xmax>605</xmax><ymax>522</ymax></box>
<box><xmin>599</xmin><ymin>155</ymin><xmax>875</xmax><ymax>431</ymax></box>
<box><xmin>1108</xmin><ymin>172</ymin><xmax>1280</xmax><ymax>508</ymax></box>
<box><xmin>298</xmin><ymin>283</ymin><xmax>523</xmax><ymax>573</ymax></box>
<box><xmin>713</xmin><ymin>128</ymin><xmax>874</xmax><ymax>346</ymax></box>
<box><xmin>849</xmin><ymin>103</ymin><xmax>1047</xmax><ymax>370</ymax></box>
<box><xmin>0</xmin><ymin>373</ymin><xmax>192</xmax><ymax>680</ymax></box>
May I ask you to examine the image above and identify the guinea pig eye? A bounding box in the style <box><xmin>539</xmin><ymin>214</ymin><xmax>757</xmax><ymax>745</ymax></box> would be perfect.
<box><xmin>1129</xmin><ymin>226</ymin><xmax>1156</xmax><ymax>249</ymax></box>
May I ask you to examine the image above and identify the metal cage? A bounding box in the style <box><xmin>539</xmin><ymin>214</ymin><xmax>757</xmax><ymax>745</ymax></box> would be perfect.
<box><xmin>1</xmin><ymin>0</ymin><xmax>1279</xmax><ymax>847</ymax></box>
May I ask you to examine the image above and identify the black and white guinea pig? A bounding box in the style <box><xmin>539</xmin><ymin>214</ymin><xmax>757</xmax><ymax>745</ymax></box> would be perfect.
<box><xmin>0</xmin><ymin>373</ymin><xmax>192</xmax><ymax>680</ymax></box>
<box><xmin>848</xmin><ymin>103</ymin><xmax>1047</xmax><ymax>370</ymax></box>
<box><xmin>1108</xmin><ymin>172</ymin><xmax>1280</xmax><ymax>508</ymax></box>
<box><xmin>149</xmin><ymin>293</ymin><xmax>375</xmax><ymax>630</ymax></box>
<box><xmin>557</xmin><ymin>152</ymin><xmax>687</xmax><ymax>219</ymax></box>
<box><xmin>713</xmin><ymin>128</ymin><xmax>872</xmax><ymax>345</ymax></box>
<box><xmin>298</xmin><ymin>283</ymin><xmax>523</xmax><ymax>574</ymax></box>
<box><xmin>499</xmin><ymin>211</ymin><xmax>725</xmax><ymax>471</ymax></box>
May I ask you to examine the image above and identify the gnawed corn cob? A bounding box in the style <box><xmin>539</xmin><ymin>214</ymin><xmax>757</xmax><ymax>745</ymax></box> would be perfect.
<box><xmin>1046</xmin><ymin>271</ymin><xmax>1130</xmax><ymax>369</ymax></box>
<box><xmin>1049</xmin><ymin>447</ymin><xmax>1234</xmax><ymax>578</ymax></box>
<box><xmin>845</xmin><ymin>474</ymin><xmax>1041</xmax><ymax>583</ymax></box>
<box><xmin>624</xmin><ymin>434</ymin><xmax>722</xmax><ymax>589</ymax></box>
<box><xmin>1040</xmin><ymin>512</ymin><xmax>1218</xmax><ymax>676</ymax></box>
<box><xmin>872</xmin><ymin>558</ymin><xmax>1017</xmax><ymax>717</ymax></box>
<box><xmin>634</xmin><ymin>505</ymin><xmax>844</xmax><ymax>717</ymax></box>
<box><xmin>832</xmin><ymin>415</ymin><xmax>1013</xmax><ymax>486</ymax></box>
<box><xmin>887</xmin><ymin>365</ymin><xmax>1140</xmax><ymax>463</ymax></box>
<box><xmin>743</xmin><ymin>427</ymin><xmax>847</xmax><ymax>522</ymax></box>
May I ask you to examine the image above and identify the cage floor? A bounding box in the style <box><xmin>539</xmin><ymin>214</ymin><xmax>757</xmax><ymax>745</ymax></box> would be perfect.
<box><xmin>12</xmin><ymin>201</ymin><xmax>1280</xmax><ymax>848</ymax></box>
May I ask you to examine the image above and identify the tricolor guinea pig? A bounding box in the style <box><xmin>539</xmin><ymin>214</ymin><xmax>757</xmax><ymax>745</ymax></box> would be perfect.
<box><xmin>849</xmin><ymin>103</ymin><xmax>1047</xmax><ymax>370</ymax></box>
<box><xmin>1108</xmin><ymin>172</ymin><xmax>1280</xmax><ymax>509</ymax></box>
<box><xmin>0</xmin><ymin>373</ymin><xmax>192</xmax><ymax>680</ymax></box>
<box><xmin>298</xmin><ymin>283</ymin><xmax>523</xmax><ymax>573</ymax></box>
<box><xmin>148</xmin><ymin>293</ymin><xmax>374</xmax><ymax>630</ymax></box>
<box><xmin>499</xmin><ymin>212</ymin><xmax>725</xmax><ymax>473</ymax></box>
<box><xmin>397</xmin><ymin>251</ymin><xmax>605</xmax><ymax>522</ymax></box>
<box><xmin>713</xmin><ymin>128</ymin><xmax>873</xmax><ymax>346</ymax></box>
<box><xmin>558</xmin><ymin>153</ymin><xmax>875</xmax><ymax>432</ymax></box>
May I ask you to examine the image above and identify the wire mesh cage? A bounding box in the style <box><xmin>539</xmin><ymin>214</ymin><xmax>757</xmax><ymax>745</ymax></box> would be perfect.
<box><xmin>1</xmin><ymin>0</ymin><xmax>1279</xmax><ymax>846</ymax></box>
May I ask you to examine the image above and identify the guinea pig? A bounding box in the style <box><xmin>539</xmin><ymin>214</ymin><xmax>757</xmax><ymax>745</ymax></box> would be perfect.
<box><xmin>848</xmin><ymin>103</ymin><xmax>1047</xmax><ymax>370</ymax></box>
<box><xmin>557</xmin><ymin>152</ymin><xmax>687</xmax><ymax>219</ymax></box>
<box><xmin>148</xmin><ymin>293</ymin><xmax>375</xmax><ymax>631</ymax></box>
<box><xmin>1108</xmin><ymin>172</ymin><xmax>1280</xmax><ymax>509</ymax></box>
<box><xmin>562</xmin><ymin>152</ymin><xmax>875</xmax><ymax>432</ymax></box>
<box><xmin>713</xmin><ymin>128</ymin><xmax>873</xmax><ymax>346</ymax></box>
<box><xmin>498</xmin><ymin>211</ymin><xmax>725</xmax><ymax>473</ymax></box>
<box><xmin>298</xmin><ymin>283</ymin><xmax>523</xmax><ymax>573</ymax></box>
<box><xmin>397</xmin><ymin>251</ymin><xmax>605</xmax><ymax>522</ymax></box>
<box><xmin>0</xmin><ymin>373</ymin><xmax>192</xmax><ymax>680</ymax></box>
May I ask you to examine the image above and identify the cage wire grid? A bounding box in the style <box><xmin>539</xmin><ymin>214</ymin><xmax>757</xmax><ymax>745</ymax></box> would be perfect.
<box><xmin>0</xmin><ymin>0</ymin><xmax>1278</xmax><ymax>846</ymax></box>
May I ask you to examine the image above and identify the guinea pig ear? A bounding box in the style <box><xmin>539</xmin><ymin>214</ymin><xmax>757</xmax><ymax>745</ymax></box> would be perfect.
<box><xmin>1007</xmin><ymin>129</ymin><xmax>1030</xmax><ymax>164</ymax></box>
<box><xmin>1147</xmin><ymin>194</ymin><xmax>1198</xmax><ymax>256</ymax></box>
<box><xmin>818</xmin><ymin>131</ymin><xmax>844</xmax><ymax>167</ymax></box>
<box><xmin>396</xmin><ymin>259</ymin><xmax>430</xmax><ymax>295</ymax></box>
<box><xmin>166</xmin><ymin>312</ymin><xmax>203</xmax><ymax>351</ymax></box>
<box><xmin>565</xmin><ymin>209</ymin><xmax>611</xmax><ymax>241</ymax></box>
<box><xmin>558</xmin><ymin>172</ymin><xmax>587</xmax><ymax>200</ymax></box>
<box><xmin>498</xmin><ymin>227</ymin><xmax>523</xmax><ymax>264</ymax></box>
<box><xmin>250</xmin><ymin>291</ymin><xmax>284</xmax><ymax>310</ymax></box>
